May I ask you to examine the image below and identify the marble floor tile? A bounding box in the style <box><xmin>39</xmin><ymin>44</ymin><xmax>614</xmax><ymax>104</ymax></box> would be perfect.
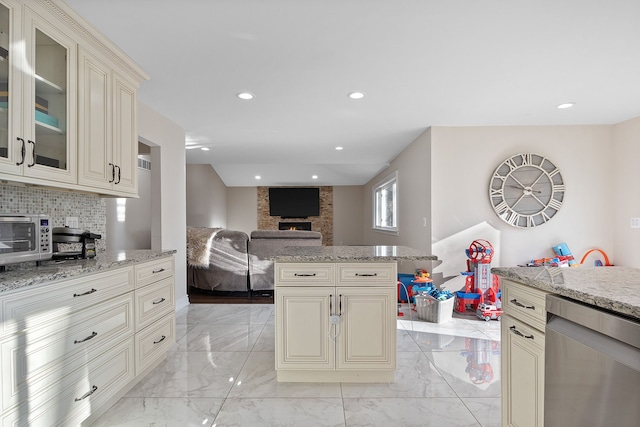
<box><xmin>94</xmin><ymin>302</ymin><xmax>503</xmax><ymax>426</ymax></box>
<box><xmin>343</xmin><ymin>397</ymin><xmax>480</xmax><ymax>427</ymax></box>
<box><xmin>228</xmin><ymin>351</ymin><xmax>342</xmax><ymax>398</ymax></box>
<box><xmin>92</xmin><ymin>397</ymin><xmax>224</xmax><ymax>427</ymax></box>
<box><xmin>214</xmin><ymin>397</ymin><xmax>346</xmax><ymax>427</ymax></box>
<box><xmin>125</xmin><ymin>350</ymin><xmax>250</xmax><ymax>398</ymax></box>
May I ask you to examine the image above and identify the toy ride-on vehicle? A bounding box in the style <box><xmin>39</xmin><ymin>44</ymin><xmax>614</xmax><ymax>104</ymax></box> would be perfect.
<box><xmin>476</xmin><ymin>303</ymin><xmax>502</xmax><ymax>321</ymax></box>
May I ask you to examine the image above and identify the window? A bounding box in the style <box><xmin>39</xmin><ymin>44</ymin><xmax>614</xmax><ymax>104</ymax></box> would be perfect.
<box><xmin>373</xmin><ymin>171</ymin><xmax>398</xmax><ymax>234</ymax></box>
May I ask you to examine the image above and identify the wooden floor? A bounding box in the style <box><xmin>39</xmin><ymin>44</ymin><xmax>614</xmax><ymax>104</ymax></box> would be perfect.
<box><xmin>188</xmin><ymin>287</ymin><xmax>273</xmax><ymax>304</ymax></box>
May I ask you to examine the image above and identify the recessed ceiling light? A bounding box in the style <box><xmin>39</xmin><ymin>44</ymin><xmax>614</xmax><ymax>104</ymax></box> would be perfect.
<box><xmin>201</xmin><ymin>147</ymin><xmax>210</xmax><ymax>151</ymax></box>
<box><xmin>335</xmin><ymin>146</ymin><xmax>344</xmax><ymax>151</ymax></box>
<box><xmin>312</xmin><ymin>175</ymin><xmax>318</xmax><ymax>180</ymax></box>
<box><xmin>185</xmin><ymin>145</ymin><xmax>200</xmax><ymax>150</ymax></box>
<box><xmin>348</xmin><ymin>92</ymin><xmax>365</xmax><ymax>100</ymax></box>
<box><xmin>557</xmin><ymin>102</ymin><xmax>575</xmax><ymax>109</ymax></box>
<box><xmin>237</xmin><ymin>92</ymin><xmax>254</xmax><ymax>100</ymax></box>
<box><xmin>255</xmin><ymin>175</ymin><xmax>261</xmax><ymax>180</ymax></box>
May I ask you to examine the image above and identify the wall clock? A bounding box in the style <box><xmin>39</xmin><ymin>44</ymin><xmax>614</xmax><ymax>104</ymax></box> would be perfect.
<box><xmin>489</xmin><ymin>153</ymin><xmax>565</xmax><ymax>228</ymax></box>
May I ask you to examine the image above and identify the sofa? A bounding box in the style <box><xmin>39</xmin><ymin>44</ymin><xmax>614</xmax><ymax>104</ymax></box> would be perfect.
<box><xmin>187</xmin><ymin>227</ymin><xmax>250</xmax><ymax>293</ymax></box>
<box><xmin>187</xmin><ymin>227</ymin><xmax>323</xmax><ymax>294</ymax></box>
<box><xmin>248</xmin><ymin>230</ymin><xmax>323</xmax><ymax>293</ymax></box>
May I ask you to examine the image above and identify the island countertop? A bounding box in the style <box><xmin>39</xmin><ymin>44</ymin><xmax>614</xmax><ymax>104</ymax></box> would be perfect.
<box><xmin>0</xmin><ymin>249</ymin><xmax>176</xmax><ymax>294</ymax></box>
<box><xmin>492</xmin><ymin>266</ymin><xmax>640</xmax><ymax>321</ymax></box>
<box><xmin>271</xmin><ymin>245</ymin><xmax>437</xmax><ymax>262</ymax></box>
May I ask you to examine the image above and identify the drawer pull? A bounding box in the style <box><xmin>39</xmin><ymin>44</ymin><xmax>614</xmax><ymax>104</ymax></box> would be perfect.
<box><xmin>510</xmin><ymin>299</ymin><xmax>535</xmax><ymax>310</ymax></box>
<box><xmin>294</xmin><ymin>273</ymin><xmax>316</xmax><ymax>277</ymax></box>
<box><xmin>73</xmin><ymin>288</ymin><xmax>97</xmax><ymax>297</ymax></box>
<box><xmin>509</xmin><ymin>325</ymin><xmax>534</xmax><ymax>340</ymax></box>
<box><xmin>153</xmin><ymin>335</ymin><xmax>167</xmax><ymax>344</ymax></box>
<box><xmin>355</xmin><ymin>273</ymin><xmax>377</xmax><ymax>277</ymax></box>
<box><xmin>75</xmin><ymin>385</ymin><xmax>98</xmax><ymax>402</ymax></box>
<box><xmin>152</xmin><ymin>268</ymin><xmax>166</xmax><ymax>274</ymax></box>
<box><xmin>152</xmin><ymin>297</ymin><xmax>166</xmax><ymax>305</ymax></box>
<box><xmin>74</xmin><ymin>331</ymin><xmax>98</xmax><ymax>344</ymax></box>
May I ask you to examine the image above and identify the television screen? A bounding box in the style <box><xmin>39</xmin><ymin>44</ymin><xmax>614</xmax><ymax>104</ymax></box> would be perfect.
<box><xmin>269</xmin><ymin>187</ymin><xmax>320</xmax><ymax>218</ymax></box>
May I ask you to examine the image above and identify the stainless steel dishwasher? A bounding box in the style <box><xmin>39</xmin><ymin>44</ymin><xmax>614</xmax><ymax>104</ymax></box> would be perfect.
<box><xmin>545</xmin><ymin>294</ymin><xmax>640</xmax><ymax>427</ymax></box>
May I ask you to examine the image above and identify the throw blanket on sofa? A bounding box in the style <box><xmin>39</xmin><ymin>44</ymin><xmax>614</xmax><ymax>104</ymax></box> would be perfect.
<box><xmin>187</xmin><ymin>227</ymin><xmax>220</xmax><ymax>267</ymax></box>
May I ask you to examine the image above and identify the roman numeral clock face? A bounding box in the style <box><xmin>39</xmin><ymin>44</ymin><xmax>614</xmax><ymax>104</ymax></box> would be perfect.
<box><xmin>489</xmin><ymin>153</ymin><xmax>565</xmax><ymax>228</ymax></box>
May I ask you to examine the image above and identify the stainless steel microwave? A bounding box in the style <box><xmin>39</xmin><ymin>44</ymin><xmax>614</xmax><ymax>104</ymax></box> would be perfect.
<box><xmin>0</xmin><ymin>214</ymin><xmax>52</xmax><ymax>268</ymax></box>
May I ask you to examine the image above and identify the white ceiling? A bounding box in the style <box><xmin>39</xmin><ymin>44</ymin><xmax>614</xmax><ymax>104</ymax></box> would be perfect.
<box><xmin>65</xmin><ymin>0</ymin><xmax>640</xmax><ymax>187</ymax></box>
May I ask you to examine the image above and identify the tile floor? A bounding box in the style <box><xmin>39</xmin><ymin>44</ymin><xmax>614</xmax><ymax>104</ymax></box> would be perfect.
<box><xmin>93</xmin><ymin>304</ymin><xmax>501</xmax><ymax>427</ymax></box>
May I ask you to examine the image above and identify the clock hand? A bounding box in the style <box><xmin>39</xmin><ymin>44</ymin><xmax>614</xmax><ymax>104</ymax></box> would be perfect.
<box><xmin>507</xmin><ymin>184</ymin><xmax>542</xmax><ymax>194</ymax></box>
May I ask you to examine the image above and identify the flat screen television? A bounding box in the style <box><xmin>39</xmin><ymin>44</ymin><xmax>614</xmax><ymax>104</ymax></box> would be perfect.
<box><xmin>269</xmin><ymin>187</ymin><xmax>320</xmax><ymax>218</ymax></box>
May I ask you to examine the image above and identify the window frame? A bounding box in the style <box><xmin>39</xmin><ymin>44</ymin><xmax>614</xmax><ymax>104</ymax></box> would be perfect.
<box><xmin>372</xmin><ymin>171</ymin><xmax>399</xmax><ymax>235</ymax></box>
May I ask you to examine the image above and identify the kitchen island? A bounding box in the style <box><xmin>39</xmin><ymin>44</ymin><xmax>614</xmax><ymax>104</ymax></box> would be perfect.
<box><xmin>492</xmin><ymin>266</ymin><xmax>640</xmax><ymax>427</ymax></box>
<box><xmin>272</xmin><ymin>245</ymin><xmax>436</xmax><ymax>382</ymax></box>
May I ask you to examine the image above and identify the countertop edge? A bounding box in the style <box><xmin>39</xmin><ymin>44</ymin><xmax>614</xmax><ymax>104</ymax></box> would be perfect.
<box><xmin>0</xmin><ymin>250</ymin><xmax>176</xmax><ymax>294</ymax></box>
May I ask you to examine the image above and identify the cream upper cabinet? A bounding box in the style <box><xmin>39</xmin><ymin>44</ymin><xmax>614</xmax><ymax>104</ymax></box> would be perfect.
<box><xmin>0</xmin><ymin>0</ymin><xmax>147</xmax><ymax>195</ymax></box>
<box><xmin>78</xmin><ymin>48</ymin><xmax>138</xmax><ymax>196</ymax></box>
<box><xmin>0</xmin><ymin>0</ymin><xmax>77</xmax><ymax>185</ymax></box>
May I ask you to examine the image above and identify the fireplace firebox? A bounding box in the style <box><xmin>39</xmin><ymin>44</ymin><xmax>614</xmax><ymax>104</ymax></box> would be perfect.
<box><xmin>278</xmin><ymin>222</ymin><xmax>312</xmax><ymax>231</ymax></box>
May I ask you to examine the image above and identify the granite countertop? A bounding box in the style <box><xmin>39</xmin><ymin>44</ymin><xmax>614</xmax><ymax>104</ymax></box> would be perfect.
<box><xmin>492</xmin><ymin>266</ymin><xmax>640</xmax><ymax>321</ymax></box>
<box><xmin>0</xmin><ymin>249</ymin><xmax>177</xmax><ymax>294</ymax></box>
<box><xmin>272</xmin><ymin>245</ymin><xmax>437</xmax><ymax>262</ymax></box>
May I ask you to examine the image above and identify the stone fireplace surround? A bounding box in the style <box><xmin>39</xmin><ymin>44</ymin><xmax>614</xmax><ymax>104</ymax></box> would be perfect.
<box><xmin>257</xmin><ymin>186</ymin><xmax>333</xmax><ymax>246</ymax></box>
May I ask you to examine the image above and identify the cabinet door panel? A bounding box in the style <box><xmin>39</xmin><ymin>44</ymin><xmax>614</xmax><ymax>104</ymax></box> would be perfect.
<box><xmin>112</xmin><ymin>71</ymin><xmax>137</xmax><ymax>194</ymax></box>
<box><xmin>337</xmin><ymin>287</ymin><xmax>396</xmax><ymax>370</ymax></box>
<box><xmin>275</xmin><ymin>287</ymin><xmax>334</xmax><ymax>370</ymax></box>
<box><xmin>501</xmin><ymin>314</ymin><xmax>545</xmax><ymax>427</ymax></box>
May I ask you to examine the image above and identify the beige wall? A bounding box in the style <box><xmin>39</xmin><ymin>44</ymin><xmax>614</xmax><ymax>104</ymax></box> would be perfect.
<box><xmin>227</xmin><ymin>187</ymin><xmax>258</xmax><ymax>235</ymax></box>
<box><xmin>186</xmin><ymin>164</ymin><xmax>227</xmax><ymax>227</ymax></box>
<box><xmin>333</xmin><ymin>186</ymin><xmax>365</xmax><ymax>245</ymax></box>
<box><xmin>138</xmin><ymin>101</ymin><xmax>188</xmax><ymax>310</ymax></box>
<box><xmin>612</xmin><ymin>116</ymin><xmax>640</xmax><ymax>268</ymax></box>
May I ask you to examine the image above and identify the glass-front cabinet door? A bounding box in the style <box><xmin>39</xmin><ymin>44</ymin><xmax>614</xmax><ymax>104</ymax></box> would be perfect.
<box><xmin>22</xmin><ymin>7</ymin><xmax>76</xmax><ymax>183</ymax></box>
<box><xmin>0</xmin><ymin>3</ymin><xmax>76</xmax><ymax>184</ymax></box>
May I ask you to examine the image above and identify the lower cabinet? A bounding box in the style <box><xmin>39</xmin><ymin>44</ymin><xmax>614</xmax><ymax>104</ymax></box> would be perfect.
<box><xmin>275</xmin><ymin>262</ymin><xmax>397</xmax><ymax>382</ymax></box>
<box><xmin>0</xmin><ymin>255</ymin><xmax>175</xmax><ymax>426</ymax></box>
<box><xmin>501</xmin><ymin>279</ymin><xmax>548</xmax><ymax>427</ymax></box>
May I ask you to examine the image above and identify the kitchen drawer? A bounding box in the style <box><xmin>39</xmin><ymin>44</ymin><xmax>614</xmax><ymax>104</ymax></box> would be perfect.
<box><xmin>134</xmin><ymin>276</ymin><xmax>175</xmax><ymax>331</ymax></box>
<box><xmin>1</xmin><ymin>336</ymin><xmax>135</xmax><ymax>427</ymax></box>
<box><xmin>502</xmin><ymin>279</ymin><xmax>549</xmax><ymax>332</ymax></box>
<box><xmin>135</xmin><ymin>312</ymin><xmax>175</xmax><ymax>375</ymax></box>
<box><xmin>135</xmin><ymin>256</ymin><xmax>174</xmax><ymax>288</ymax></box>
<box><xmin>275</xmin><ymin>263</ymin><xmax>335</xmax><ymax>286</ymax></box>
<box><xmin>1</xmin><ymin>293</ymin><xmax>134</xmax><ymax>411</ymax></box>
<box><xmin>337</xmin><ymin>262</ymin><xmax>397</xmax><ymax>286</ymax></box>
<box><xmin>0</xmin><ymin>266</ymin><xmax>134</xmax><ymax>338</ymax></box>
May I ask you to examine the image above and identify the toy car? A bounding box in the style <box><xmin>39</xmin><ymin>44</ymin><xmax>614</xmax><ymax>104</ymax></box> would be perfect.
<box><xmin>476</xmin><ymin>303</ymin><xmax>502</xmax><ymax>321</ymax></box>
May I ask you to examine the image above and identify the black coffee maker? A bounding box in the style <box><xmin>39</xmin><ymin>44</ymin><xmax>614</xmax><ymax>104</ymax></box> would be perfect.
<box><xmin>52</xmin><ymin>227</ymin><xmax>102</xmax><ymax>259</ymax></box>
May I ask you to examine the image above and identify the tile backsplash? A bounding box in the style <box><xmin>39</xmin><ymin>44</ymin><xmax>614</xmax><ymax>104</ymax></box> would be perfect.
<box><xmin>0</xmin><ymin>182</ymin><xmax>107</xmax><ymax>251</ymax></box>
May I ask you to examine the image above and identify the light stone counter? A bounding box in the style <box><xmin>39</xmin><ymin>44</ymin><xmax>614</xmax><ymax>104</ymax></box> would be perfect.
<box><xmin>0</xmin><ymin>249</ymin><xmax>176</xmax><ymax>293</ymax></box>
<box><xmin>271</xmin><ymin>245</ymin><xmax>437</xmax><ymax>262</ymax></box>
<box><xmin>492</xmin><ymin>266</ymin><xmax>640</xmax><ymax>321</ymax></box>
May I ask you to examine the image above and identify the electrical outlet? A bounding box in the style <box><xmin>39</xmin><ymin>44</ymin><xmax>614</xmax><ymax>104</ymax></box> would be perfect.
<box><xmin>65</xmin><ymin>217</ymin><xmax>78</xmax><ymax>228</ymax></box>
<box><xmin>631</xmin><ymin>218</ymin><xmax>640</xmax><ymax>229</ymax></box>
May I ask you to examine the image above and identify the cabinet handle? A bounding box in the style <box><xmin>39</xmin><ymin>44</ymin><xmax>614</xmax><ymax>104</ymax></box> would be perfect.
<box><xmin>108</xmin><ymin>163</ymin><xmax>115</xmax><ymax>183</ymax></box>
<box><xmin>510</xmin><ymin>299</ymin><xmax>535</xmax><ymax>310</ymax></box>
<box><xmin>329</xmin><ymin>294</ymin><xmax>333</xmax><ymax>315</ymax></box>
<box><xmin>153</xmin><ymin>335</ymin><xmax>167</xmax><ymax>344</ymax></box>
<box><xmin>15</xmin><ymin>137</ymin><xmax>25</xmax><ymax>165</ymax></box>
<box><xmin>509</xmin><ymin>325</ymin><xmax>534</xmax><ymax>340</ymax></box>
<box><xmin>152</xmin><ymin>297</ymin><xmax>166</xmax><ymax>305</ymax></box>
<box><xmin>294</xmin><ymin>273</ymin><xmax>316</xmax><ymax>277</ymax></box>
<box><xmin>74</xmin><ymin>331</ymin><xmax>98</xmax><ymax>344</ymax></box>
<box><xmin>74</xmin><ymin>385</ymin><xmax>98</xmax><ymax>402</ymax></box>
<box><xmin>27</xmin><ymin>140</ymin><xmax>36</xmax><ymax>167</ymax></box>
<box><xmin>355</xmin><ymin>273</ymin><xmax>377</xmax><ymax>277</ymax></box>
<box><xmin>73</xmin><ymin>288</ymin><xmax>97</xmax><ymax>297</ymax></box>
<box><xmin>152</xmin><ymin>268</ymin><xmax>166</xmax><ymax>274</ymax></box>
<box><xmin>115</xmin><ymin>165</ymin><xmax>121</xmax><ymax>184</ymax></box>
<box><xmin>339</xmin><ymin>294</ymin><xmax>343</xmax><ymax>315</ymax></box>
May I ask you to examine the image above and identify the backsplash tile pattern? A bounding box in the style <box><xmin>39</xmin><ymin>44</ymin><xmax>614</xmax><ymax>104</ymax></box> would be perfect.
<box><xmin>0</xmin><ymin>183</ymin><xmax>107</xmax><ymax>251</ymax></box>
